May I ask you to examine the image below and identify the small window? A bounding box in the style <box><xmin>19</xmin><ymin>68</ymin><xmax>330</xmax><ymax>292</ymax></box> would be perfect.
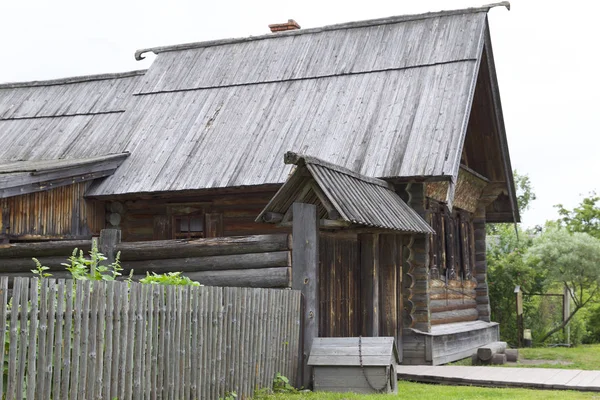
<box><xmin>173</xmin><ymin>215</ymin><xmax>204</xmax><ymax>239</ymax></box>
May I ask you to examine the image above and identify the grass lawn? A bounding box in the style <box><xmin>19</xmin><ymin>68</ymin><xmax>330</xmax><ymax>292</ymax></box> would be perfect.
<box><xmin>450</xmin><ymin>344</ymin><xmax>600</xmax><ymax>370</ymax></box>
<box><xmin>253</xmin><ymin>381</ymin><xmax>600</xmax><ymax>399</ymax></box>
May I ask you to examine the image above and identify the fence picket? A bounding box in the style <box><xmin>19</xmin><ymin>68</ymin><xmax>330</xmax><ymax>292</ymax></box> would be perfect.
<box><xmin>51</xmin><ymin>280</ymin><xmax>65</xmax><ymax>400</ymax></box>
<box><xmin>6</xmin><ymin>278</ymin><xmax>21</xmax><ymax>400</ymax></box>
<box><xmin>0</xmin><ymin>277</ymin><xmax>8</xmax><ymax>399</ymax></box>
<box><xmin>15</xmin><ymin>279</ymin><xmax>29</xmax><ymax>400</ymax></box>
<box><xmin>1</xmin><ymin>278</ymin><xmax>301</xmax><ymax>400</ymax></box>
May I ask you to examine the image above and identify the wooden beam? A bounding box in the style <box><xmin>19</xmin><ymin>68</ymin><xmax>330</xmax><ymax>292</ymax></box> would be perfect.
<box><xmin>262</xmin><ymin>212</ymin><xmax>283</xmax><ymax>223</ymax></box>
<box><xmin>292</xmin><ymin>203</ymin><xmax>319</xmax><ymax>389</ymax></box>
<box><xmin>360</xmin><ymin>233</ymin><xmax>379</xmax><ymax>337</ymax></box>
<box><xmin>379</xmin><ymin>234</ymin><xmax>397</xmax><ymax>339</ymax></box>
<box><xmin>0</xmin><ymin>240</ymin><xmax>92</xmax><ymax>258</ymax></box>
<box><xmin>115</xmin><ymin>234</ymin><xmax>292</xmax><ymax>261</ymax></box>
<box><xmin>309</xmin><ymin>182</ymin><xmax>341</xmax><ymax>220</ymax></box>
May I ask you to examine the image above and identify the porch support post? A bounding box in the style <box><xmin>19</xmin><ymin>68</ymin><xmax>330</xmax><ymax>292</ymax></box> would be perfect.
<box><xmin>292</xmin><ymin>202</ymin><xmax>319</xmax><ymax>389</ymax></box>
<box><xmin>360</xmin><ymin>233</ymin><xmax>380</xmax><ymax>337</ymax></box>
<box><xmin>99</xmin><ymin>228</ymin><xmax>122</xmax><ymax>265</ymax></box>
<box><xmin>474</xmin><ymin>203</ymin><xmax>491</xmax><ymax>322</ymax></box>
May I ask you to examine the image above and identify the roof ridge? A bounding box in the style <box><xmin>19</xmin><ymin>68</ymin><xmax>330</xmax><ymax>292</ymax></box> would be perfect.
<box><xmin>284</xmin><ymin>152</ymin><xmax>392</xmax><ymax>189</ymax></box>
<box><xmin>0</xmin><ymin>69</ymin><xmax>147</xmax><ymax>89</ymax></box>
<box><xmin>135</xmin><ymin>2</ymin><xmax>509</xmax><ymax>60</ymax></box>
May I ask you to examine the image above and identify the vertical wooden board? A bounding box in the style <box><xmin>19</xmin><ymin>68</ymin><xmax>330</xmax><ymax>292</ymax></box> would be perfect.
<box><xmin>156</xmin><ymin>285</ymin><xmax>166</xmax><ymax>398</ymax></box>
<box><xmin>78</xmin><ymin>280</ymin><xmax>92</xmax><ymax>400</ymax></box>
<box><xmin>112</xmin><ymin>281</ymin><xmax>125</xmax><ymax>400</ymax></box>
<box><xmin>257</xmin><ymin>289</ymin><xmax>268</xmax><ymax>388</ymax></box>
<box><xmin>252</xmin><ymin>289</ymin><xmax>266</xmax><ymax>390</ymax></box>
<box><xmin>103</xmin><ymin>281</ymin><xmax>115</xmax><ymax>399</ymax></box>
<box><xmin>216</xmin><ymin>287</ymin><xmax>225</xmax><ymax>399</ymax></box>
<box><xmin>221</xmin><ymin>287</ymin><xmax>232</xmax><ymax>393</ymax></box>
<box><xmin>199</xmin><ymin>287</ymin><xmax>208</xmax><ymax>400</ymax></box>
<box><xmin>133</xmin><ymin>283</ymin><xmax>146</xmax><ymax>400</ymax></box>
<box><xmin>189</xmin><ymin>286</ymin><xmax>199</xmax><ymax>400</ymax></box>
<box><xmin>37</xmin><ymin>279</ymin><xmax>50</xmax><ymax>399</ymax></box>
<box><xmin>0</xmin><ymin>277</ymin><xmax>7</xmax><ymax>399</ymax></box>
<box><xmin>396</xmin><ymin>236</ymin><xmax>404</xmax><ymax>362</ymax></box>
<box><xmin>27</xmin><ymin>278</ymin><xmax>40</xmax><ymax>400</ymax></box>
<box><xmin>6</xmin><ymin>278</ymin><xmax>22</xmax><ymax>400</ymax></box>
<box><xmin>142</xmin><ymin>284</ymin><xmax>153</xmax><ymax>400</ymax></box>
<box><xmin>379</xmin><ymin>234</ymin><xmax>398</xmax><ymax>338</ymax></box>
<box><xmin>153</xmin><ymin>215</ymin><xmax>171</xmax><ymax>240</ymax></box>
<box><xmin>69</xmin><ymin>280</ymin><xmax>84</xmax><ymax>400</ymax></box>
<box><xmin>205</xmin><ymin>212</ymin><xmax>224</xmax><ymax>238</ymax></box>
<box><xmin>51</xmin><ymin>280</ymin><xmax>65</xmax><ymax>400</ymax></box>
<box><xmin>124</xmin><ymin>283</ymin><xmax>138</xmax><ymax>400</ymax></box>
<box><xmin>360</xmin><ymin>233</ymin><xmax>380</xmax><ymax>337</ymax></box>
<box><xmin>291</xmin><ymin>203</ymin><xmax>319</xmax><ymax>388</ymax></box>
<box><xmin>94</xmin><ymin>281</ymin><xmax>108</xmax><ymax>400</ymax></box>
<box><xmin>86</xmin><ymin>280</ymin><xmax>100</xmax><ymax>398</ymax></box>
<box><xmin>183</xmin><ymin>286</ymin><xmax>193</xmax><ymax>400</ymax></box>
<box><xmin>250</xmin><ymin>289</ymin><xmax>261</xmax><ymax>395</ymax></box>
<box><xmin>150</xmin><ymin>284</ymin><xmax>161</xmax><ymax>400</ymax></box>
<box><xmin>15</xmin><ymin>279</ymin><xmax>30</xmax><ymax>400</ymax></box>
<box><xmin>43</xmin><ymin>280</ymin><xmax>57</xmax><ymax>400</ymax></box>
<box><xmin>166</xmin><ymin>285</ymin><xmax>176</xmax><ymax>399</ymax></box>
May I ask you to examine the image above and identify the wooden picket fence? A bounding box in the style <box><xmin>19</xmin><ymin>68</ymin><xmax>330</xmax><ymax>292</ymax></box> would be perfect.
<box><xmin>0</xmin><ymin>277</ymin><xmax>301</xmax><ymax>400</ymax></box>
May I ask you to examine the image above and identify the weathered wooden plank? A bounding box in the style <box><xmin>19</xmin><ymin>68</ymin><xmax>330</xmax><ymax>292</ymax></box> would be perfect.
<box><xmin>26</xmin><ymin>278</ymin><xmax>40</xmax><ymax>400</ymax></box>
<box><xmin>86</xmin><ymin>280</ymin><xmax>100</xmax><ymax>398</ymax></box>
<box><xmin>182</xmin><ymin>266</ymin><xmax>291</xmax><ymax>288</ymax></box>
<box><xmin>69</xmin><ymin>281</ymin><xmax>83</xmax><ymax>400</ymax></box>
<box><xmin>292</xmin><ymin>202</ymin><xmax>319</xmax><ymax>389</ymax></box>
<box><xmin>103</xmin><ymin>281</ymin><xmax>115</xmax><ymax>399</ymax></box>
<box><xmin>51</xmin><ymin>280</ymin><xmax>65</xmax><ymax>400</ymax></box>
<box><xmin>116</xmin><ymin>234</ymin><xmax>292</xmax><ymax>260</ymax></box>
<box><xmin>379</xmin><ymin>234</ymin><xmax>397</xmax><ymax>338</ymax></box>
<box><xmin>360</xmin><ymin>233</ymin><xmax>380</xmax><ymax>336</ymax></box>
<box><xmin>15</xmin><ymin>279</ymin><xmax>29</xmax><ymax>400</ymax></box>
<box><xmin>78</xmin><ymin>280</ymin><xmax>91</xmax><ymax>400</ymax></box>
<box><xmin>123</xmin><ymin>250</ymin><xmax>291</xmax><ymax>273</ymax></box>
<box><xmin>0</xmin><ymin>277</ymin><xmax>7</xmax><ymax>399</ymax></box>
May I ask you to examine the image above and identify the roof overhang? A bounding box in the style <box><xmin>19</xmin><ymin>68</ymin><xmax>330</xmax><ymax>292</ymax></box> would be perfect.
<box><xmin>257</xmin><ymin>152</ymin><xmax>434</xmax><ymax>234</ymax></box>
<box><xmin>0</xmin><ymin>153</ymin><xmax>129</xmax><ymax>198</ymax></box>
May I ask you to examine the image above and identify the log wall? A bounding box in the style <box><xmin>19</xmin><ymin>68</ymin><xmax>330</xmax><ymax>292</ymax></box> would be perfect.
<box><xmin>0</xmin><ymin>234</ymin><xmax>293</xmax><ymax>289</ymax></box>
<box><xmin>114</xmin><ymin>191</ymin><xmax>284</xmax><ymax>242</ymax></box>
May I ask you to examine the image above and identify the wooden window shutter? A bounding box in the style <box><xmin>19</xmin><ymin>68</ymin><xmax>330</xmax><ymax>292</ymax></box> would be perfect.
<box><xmin>153</xmin><ymin>215</ymin><xmax>171</xmax><ymax>240</ymax></box>
<box><xmin>204</xmin><ymin>213</ymin><xmax>223</xmax><ymax>238</ymax></box>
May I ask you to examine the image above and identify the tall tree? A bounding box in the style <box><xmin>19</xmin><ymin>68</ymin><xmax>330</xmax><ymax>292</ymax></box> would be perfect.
<box><xmin>555</xmin><ymin>194</ymin><xmax>600</xmax><ymax>239</ymax></box>
<box><xmin>524</xmin><ymin>228</ymin><xmax>600</xmax><ymax>343</ymax></box>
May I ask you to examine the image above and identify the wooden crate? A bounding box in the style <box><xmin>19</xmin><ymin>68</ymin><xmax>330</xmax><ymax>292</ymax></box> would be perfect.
<box><xmin>307</xmin><ymin>337</ymin><xmax>399</xmax><ymax>394</ymax></box>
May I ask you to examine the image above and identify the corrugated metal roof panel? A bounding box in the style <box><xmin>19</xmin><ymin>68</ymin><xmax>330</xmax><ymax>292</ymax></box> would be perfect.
<box><xmin>257</xmin><ymin>153</ymin><xmax>434</xmax><ymax>234</ymax></box>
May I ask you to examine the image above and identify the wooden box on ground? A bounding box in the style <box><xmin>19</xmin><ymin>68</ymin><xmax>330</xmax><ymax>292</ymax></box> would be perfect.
<box><xmin>307</xmin><ymin>337</ymin><xmax>400</xmax><ymax>394</ymax></box>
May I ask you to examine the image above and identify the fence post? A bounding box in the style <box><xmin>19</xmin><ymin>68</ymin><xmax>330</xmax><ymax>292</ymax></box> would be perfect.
<box><xmin>563</xmin><ymin>286</ymin><xmax>571</xmax><ymax>345</ymax></box>
<box><xmin>99</xmin><ymin>229</ymin><xmax>122</xmax><ymax>265</ymax></box>
<box><xmin>292</xmin><ymin>203</ymin><xmax>319</xmax><ymax>390</ymax></box>
<box><xmin>514</xmin><ymin>285</ymin><xmax>523</xmax><ymax>348</ymax></box>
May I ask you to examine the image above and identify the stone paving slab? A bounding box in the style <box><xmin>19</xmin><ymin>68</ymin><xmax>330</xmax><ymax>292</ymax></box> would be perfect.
<box><xmin>397</xmin><ymin>365</ymin><xmax>600</xmax><ymax>391</ymax></box>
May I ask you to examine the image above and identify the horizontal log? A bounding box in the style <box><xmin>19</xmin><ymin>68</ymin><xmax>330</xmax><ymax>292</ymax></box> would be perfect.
<box><xmin>116</xmin><ymin>234</ymin><xmax>292</xmax><ymax>261</ymax></box>
<box><xmin>0</xmin><ymin>240</ymin><xmax>91</xmax><ymax>259</ymax></box>
<box><xmin>184</xmin><ymin>267</ymin><xmax>291</xmax><ymax>288</ymax></box>
<box><xmin>430</xmin><ymin>308</ymin><xmax>478</xmax><ymax>325</ymax></box>
<box><xmin>0</xmin><ymin>256</ymin><xmax>69</xmax><ymax>272</ymax></box>
<box><xmin>477</xmin><ymin>341</ymin><xmax>507</xmax><ymax>361</ymax></box>
<box><xmin>122</xmin><ymin>251</ymin><xmax>291</xmax><ymax>273</ymax></box>
<box><xmin>430</xmin><ymin>299</ymin><xmax>478</xmax><ymax>313</ymax></box>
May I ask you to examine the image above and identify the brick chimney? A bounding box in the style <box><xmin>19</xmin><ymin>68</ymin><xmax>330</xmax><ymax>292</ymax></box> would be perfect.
<box><xmin>268</xmin><ymin>19</ymin><xmax>301</xmax><ymax>33</ymax></box>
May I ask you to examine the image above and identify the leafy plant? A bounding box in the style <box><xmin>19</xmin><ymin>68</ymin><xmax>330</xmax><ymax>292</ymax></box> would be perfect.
<box><xmin>140</xmin><ymin>271</ymin><xmax>201</xmax><ymax>286</ymax></box>
<box><xmin>31</xmin><ymin>258</ymin><xmax>52</xmax><ymax>279</ymax></box>
<box><xmin>220</xmin><ymin>391</ymin><xmax>237</xmax><ymax>400</ymax></box>
<box><xmin>61</xmin><ymin>242</ymin><xmax>122</xmax><ymax>281</ymax></box>
<box><xmin>272</xmin><ymin>373</ymin><xmax>296</xmax><ymax>394</ymax></box>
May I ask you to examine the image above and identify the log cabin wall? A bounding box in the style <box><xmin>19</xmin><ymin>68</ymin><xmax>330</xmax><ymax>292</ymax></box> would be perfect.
<box><xmin>109</xmin><ymin>190</ymin><xmax>286</xmax><ymax>242</ymax></box>
<box><xmin>0</xmin><ymin>182</ymin><xmax>104</xmax><ymax>241</ymax></box>
<box><xmin>426</xmin><ymin>199</ymin><xmax>478</xmax><ymax>326</ymax></box>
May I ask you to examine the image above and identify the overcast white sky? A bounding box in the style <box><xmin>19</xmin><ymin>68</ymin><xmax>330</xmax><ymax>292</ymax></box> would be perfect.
<box><xmin>1</xmin><ymin>0</ymin><xmax>598</xmax><ymax>227</ymax></box>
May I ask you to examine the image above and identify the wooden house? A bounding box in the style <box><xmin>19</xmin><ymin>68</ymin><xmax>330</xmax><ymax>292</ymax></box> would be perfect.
<box><xmin>0</xmin><ymin>3</ymin><xmax>517</xmax><ymax>367</ymax></box>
